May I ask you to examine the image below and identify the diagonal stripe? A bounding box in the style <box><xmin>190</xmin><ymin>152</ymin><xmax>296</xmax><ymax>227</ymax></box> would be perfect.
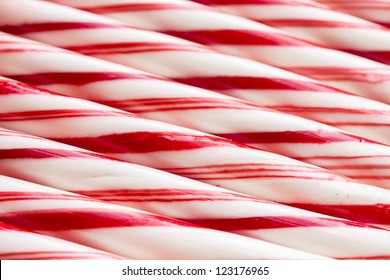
<box><xmin>0</xmin><ymin>209</ymin><xmax>193</xmax><ymax>231</ymax></box>
<box><xmin>51</xmin><ymin>131</ymin><xmax>244</xmax><ymax>153</ymax></box>
<box><xmin>286</xmin><ymin>203</ymin><xmax>390</xmax><ymax>225</ymax></box>
<box><xmin>0</xmin><ymin>22</ymin><xmax>129</xmax><ymax>35</ymax></box>
<box><xmin>184</xmin><ymin>216</ymin><xmax>381</xmax><ymax>231</ymax></box>
<box><xmin>215</xmin><ymin>131</ymin><xmax>376</xmax><ymax>144</ymax></box>
<box><xmin>173</xmin><ymin>76</ymin><xmax>345</xmax><ymax>93</ymax></box>
<box><xmin>6</xmin><ymin>72</ymin><xmax>162</xmax><ymax>86</ymax></box>
<box><xmin>163</xmin><ymin>29</ymin><xmax>313</xmax><ymax>46</ymax></box>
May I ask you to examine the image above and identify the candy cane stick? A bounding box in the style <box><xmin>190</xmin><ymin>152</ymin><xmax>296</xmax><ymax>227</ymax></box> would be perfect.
<box><xmin>314</xmin><ymin>0</ymin><xmax>390</xmax><ymax>29</ymax></box>
<box><xmin>1</xmin><ymin>174</ymin><xmax>325</xmax><ymax>260</ymax></box>
<box><xmin>1</xmin><ymin>2</ymin><xmax>390</xmax><ymax>142</ymax></box>
<box><xmin>0</xmin><ymin>220</ymin><xmax>125</xmax><ymax>259</ymax></box>
<box><xmin>2</xmin><ymin>79</ymin><xmax>390</xmax><ymax>236</ymax></box>
<box><xmin>186</xmin><ymin>0</ymin><xmax>390</xmax><ymax>67</ymax></box>
<box><xmin>41</xmin><ymin>0</ymin><xmax>390</xmax><ymax>105</ymax></box>
<box><xmin>1</xmin><ymin>33</ymin><xmax>390</xmax><ymax>188</ymax></box>
<box><xmin>1</xmin><ymin>129</ymin><xmax>390</xmax><ymax>259</ymax></box>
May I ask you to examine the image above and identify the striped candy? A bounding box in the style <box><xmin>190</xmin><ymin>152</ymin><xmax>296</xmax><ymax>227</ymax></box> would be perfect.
<box><xmin>42</xmin><ymin>0</ymin><xmax>390</xmax><ymax>105</ymax></box>
<box><xmin>2</xmin><ymin>79</ymin><xmax>390</xmax><ymax>235</ymax></box>
<box><xmin>0</xmin><ymin>34</ymin><xmax>390</xmax><ymax>189</ymax></box>
<box><xmin>2</xmin><ymin>129</ymin><xmax>390</xmax><ymax>259</ymax></box>
<box><xmin>314</xmin><ymin>0</ymin><xmax>390</xmax><ymax>29</ymax></box>
<box><xmin>3</xmin><ymin>1</ymin><xmax>390</xmax><ymax>139</ymax></box>
<box><xmin>188</xmin><ymin>0</ymin><xmax>390</xmax><ymax>66</ymax></box>
<box><xmin>0</xmin><ymin>172</ymin><xmax>325</xmax><ymax>259</ymax></box>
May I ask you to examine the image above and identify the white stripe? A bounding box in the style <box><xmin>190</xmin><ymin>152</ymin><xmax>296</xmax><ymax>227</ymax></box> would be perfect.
<box><xmin>90</xmin><ymin>51</ymin><xmax>311</xmax><ymax>80</ymax></box>
<box><xmin>243</xmin><ymin>226</ymin><xmax>390</xmax><ymax>258</ymax></box>
<box><xmin>60</xmin><ymin>226</ymin><xmax>326</xmax><ymax>259</ymax></box>
<box><xmin>224</xmin><ymin>5</ymin><xmax>368</xmax><ymax>23</ymax></box>
<box><xmin>217</xmin><ymin>45</ymin><xmax>385</xmax><ymax>68</ymax></box>
<box><xmin>0</xmin><ymin>230</ymin><xmax>103</xmax><ymax>254</ymax></box>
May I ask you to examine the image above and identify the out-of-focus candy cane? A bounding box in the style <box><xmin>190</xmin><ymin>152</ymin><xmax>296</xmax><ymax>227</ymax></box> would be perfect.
<box><xmin>314</xmin><ymin>0</ymin><xmax>390</xmax><ymax>29</ymax></box>
<box><xmin>2</xmin><ymin>128</ymin><xmax>390</xmax><ymax>258</ymax></box>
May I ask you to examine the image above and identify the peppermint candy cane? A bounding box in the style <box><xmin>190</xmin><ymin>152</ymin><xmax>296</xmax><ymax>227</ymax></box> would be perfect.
<box><xmin>0</xmin><ymin>34</ymin><xmax>390</xmax><ymax>188</ymax></box>
<box><xmin>4</xmin><ymin>1</ymin><xmax>390</xmax><ymax>147</ymax></box>
<box><xmin>1</xmin><ymin>171</ymin><xmax>325</xmax><ymax>259</ymax></box>
<box><xmin>2</xmin><ymin>1</ymin><xmax>390</xmax><ymax>136</ymax></box>
<box><xmin>186</xmin><ymin>0</ymin><xmax>390</xmax><ymax>66</ymax></box>
<box><xmin>2</xmin><ymin>79</ymin><xmax>390</xmax><ymax>236</ymax></box>
<box><xmin>0</xmin><ymin>219</ymin><xmax>125</xmax><ymax>259</ymax></box>
<box><xmin>1</xmin><ymin>129</ymin><xmax>390</xmax><ymax>259</ymax></box>
<box><xmin>314</xmin><ymin>0</ymin><xmax>390</xmax><ymax>29</ymax></box>
<box><xmin>41</xmin><ymin>0</ymin><xmax>390</xmax><ymax>105</ymax></box>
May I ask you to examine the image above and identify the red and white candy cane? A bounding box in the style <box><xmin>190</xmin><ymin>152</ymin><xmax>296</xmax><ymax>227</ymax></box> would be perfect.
<box><xmin>187</xmin><ymin>0</ymin><xmax>390</xmax><ymax>66</ymax></box>
<box><xmin>1</xmin><ymin>169</ymin><xmax>323</xmax><ymax>259</ymax></box>
<box><xmin>0</xmin><ymin>216</ymin><xmax>125</xmax><ymax>259</ymax></box>
<box><xmin>314</xmin><ymin>0</ymin><xmax>390</xmax><ymax>29</ymax></box>
<box><xmin>1</xmin><ymin>34</ymin><xmax>390</xmax><ymax>188</ymax></box>
<box><xmin>42</xmin><ymin>0</ymin><xmax>390</xmax><ymax>105</ymax></box>
<box><xmin>2</xmin><ymin>3</ymin><xmax>390</xmax><ymax>143</ymax></box>
<box><xmin>2</xmin><ymin>79</ymin><xmax>390</xmax><ymax>236</ymax></box>
<box><xmin>2</xmin><ymin>129</ymin><xmax>390</xmax><ymax>259</ymax></box>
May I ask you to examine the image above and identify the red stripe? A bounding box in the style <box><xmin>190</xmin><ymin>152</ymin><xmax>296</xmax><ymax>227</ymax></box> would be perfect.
<box><xmin>65</xmin><ymin>42</ymin><xmax>209</xmax><ymax>55</ymax></box>
<box><xmin>337</xmin><ymin>256</ymin><xmax>390</xmax><ymax>260</ymax></box>
<box><xmin>0</xmin><ymin>22</ymin><xmax>129</xmax><ymax>35</ymax></box>
<box><xmin>337</xmin><ymin>50</ymin><xmax>390</xmax><ymax>65</ymax></box>
<box><xmin>0</xmin><ymin>48</ymin><xmax>63</xmax><ymax>54</ymax></box>
<box><xmin>0</xmin><ymin>251</ymin><xmax>121</xmax><ymax>260</ymax></box>
<box><xmin>193</xmin><ymin>0</ymin><xmax>322</xmax><ymax>7</ymax></box>
<box><xmin>163</xmin><ymin>29</ymin><xmax>313</xmax><ymax>46</ymax></box>
<box><xmin>101</xmin><ymin>97</ymin><xmax>261</xmax><ymax>112</ymax></box>
<box><xmin>316</xmin><ymin>0</ymin><xmax>390</xmax><ymax>9</ymax></box>
<box><xmin>173</xmin><ymin>76</ymin><xmax>345</xmax><ymax>93</ymax></box>
<box><xmin>51</xmin><ymin>131</ymin><xmax>244</xmax><ymax>154</ymax></box>
<box><xmin>184</xmin><ymin>216</ymin><xmax>381</xmax><ymax>231</ymax></box>
<box><xmin>265</xmin><ymin>105</ymin><xmax>390</xmax><ymax>116</ymax></box>
<box><xmin>0</xmin><ymin>79</ymin><xmax>63</xmax><ymax>96</ymax></box>
<box><xmin>6</xmin><ymin>72</ymin><xmax>161</xmax><ymax>86</ymax></box>
<box><xmin>378</xmin><ymin>22</ymin><xmax>390</xmax><ymax>29</ymax></box>
<box><xmin>284</xmin><ymin>67</ymin><xmax>390</xmax><ymax>83</ymax></box>
<box><xmin>75</xmin><ymin>188</ymin><xmax>260</xmax><ymax>203</ymax></box>
<box><xmin>286</xmin><ymin>203</ymin><xmax>390</xmax><ymax>225</ymax></box>
<box><xmin>81</xmin><ymin>3</ymin><xmax>212</xmax><ymax>14</ymax></box>
<box><xmin>0</xmin><ymin>148</ymin><xmax>114</xmax><ymax>161</ymax></box>
<box><xmin>0</xmin><ymin>209</ymin><xmax>193</xmax><ymax>231</ymax></box>
<box><xmin>258</xmin><ymin>19</ymin><xmax>382</xmax><ymax>29</ymax></box>
<box><xmin>163</xmin><ymin>162</ymin><xmax>319</xmax><ymax>171</ymax></box>
<box><xmin>0</xmin><ymin>221</ymin><xmax>28</xmax><ymax>231</ymax></box>
<box><xmin>0</xmin><ymin>109</ymin><xmax>131</xmax><ymax>121</ymax></box>
<box><xmin>162</xmin><ymin>166</ymin><xmax>324</xmax><ymax>175</ymax></box>
<box><xmin>0</xmin><ymin>192</ymin><xmax>98</xmax><ymax>204</ymax></box>
<box><xmin>216</xmin><ymin>130</ymin><xmax>376</xmax><ymax>144</ymax></box>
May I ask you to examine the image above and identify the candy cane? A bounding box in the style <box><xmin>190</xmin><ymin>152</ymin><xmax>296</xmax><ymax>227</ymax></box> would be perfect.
<box><xmin>2</xmin><ymin>78</ymin><xmax>390</xmax><ymax>234</ymax></box>
<box><xmin>40</xmin><ymin>0</ymin><xmax>390</xmax><ymax>105</ymax></box>
<box><xmin>1</xmin><ymin>1</ymin><xmax>390</xmax><ymax>142</ymax></box>
<box><xmin>183</xmin><ymin>0</ymin><xmax>390</xmax><ymax>67</ymax></box>
<box><xmin>2</xmin><ymin>129</ymin><xmax>390</xmax><ymax>259</ymax></box>
<box><xmin>1</xmin><ymin>35</ymin><xmax>390</xmax><ymax>189</ymax></box>
<box><xmin>314</xmin><ymin>0</ymin><xmax>390</xmax><ymax>28</ymax></box>
<box><xmin>1</xmin><ymin>173</ymin><xmax>325</xmax><ymax>260</ymax></box>
<box><xmin>0</xmin><ymin>219</ymin><xmax>125</xmax><ymax>259</ymax></box>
